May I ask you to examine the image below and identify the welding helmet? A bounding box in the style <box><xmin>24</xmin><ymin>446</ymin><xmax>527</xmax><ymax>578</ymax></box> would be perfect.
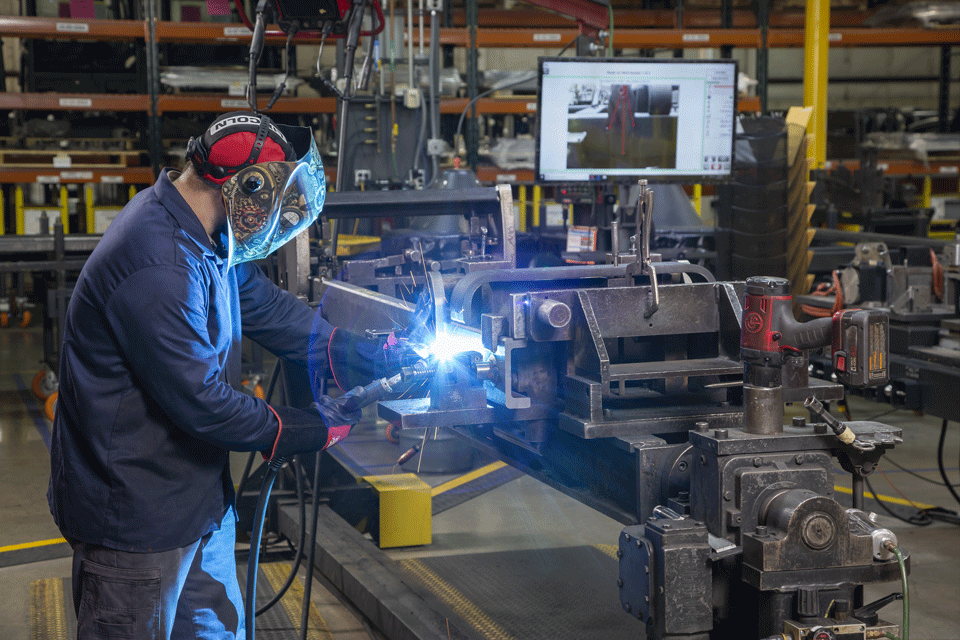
<box><xmin>187</xmin><ymin>111</ymin><xmax>326</xmax><ymax>266</ymax></box>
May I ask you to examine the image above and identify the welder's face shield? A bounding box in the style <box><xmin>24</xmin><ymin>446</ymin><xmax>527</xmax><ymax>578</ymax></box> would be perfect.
<box><xmin>221</xmin><ymin>129</ymin><xmax>325</xmax><ymax>267</ymax></box>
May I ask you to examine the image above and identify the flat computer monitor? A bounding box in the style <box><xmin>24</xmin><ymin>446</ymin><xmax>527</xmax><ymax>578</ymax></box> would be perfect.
<box><xmin>535</xmin><ymin>57</ymin><xmax>737</xmax><ymax>184</ymax></box>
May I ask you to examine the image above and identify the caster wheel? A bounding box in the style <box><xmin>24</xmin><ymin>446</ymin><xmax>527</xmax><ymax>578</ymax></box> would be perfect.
<box><xmin>45</xmin><ymin>391</ymin><xmax>58</xmax><ymax>422</ymax></box>
<box><xmin>0</xmin><ymin>312</ymin><xmax>8</xmax><ymax>328</ymax></box>
<box><xmin>19</xmin><ymin>310</ymin><xmax>31</xmax><ymax>328</ymax></box>
<box><xmin>32</xmin><ymin>370</ymin><xmax>58</xmax><ymax>401</ymax></box>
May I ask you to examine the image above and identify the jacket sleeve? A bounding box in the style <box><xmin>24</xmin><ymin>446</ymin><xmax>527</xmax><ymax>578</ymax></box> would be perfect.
<box><xmin>235</xmin><ymin>262</ymin><xmax>325</xmax><ymax>370</ymax></box>
<box><xmin>235</xmin><ymin>263</ymin><xmax>381</xmax><ymax>391</ymax></box>
<box><xmin>104</xmin><ymin>264</ymin><xmax>277</xmax><ymax>452</ymax></box>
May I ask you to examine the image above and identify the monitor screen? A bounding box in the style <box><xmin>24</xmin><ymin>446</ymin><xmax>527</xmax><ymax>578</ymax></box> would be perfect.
<box><xmin>535</xmin><ymin>57</ymin><xmax>737</xmax><ymax>184</ymax></box>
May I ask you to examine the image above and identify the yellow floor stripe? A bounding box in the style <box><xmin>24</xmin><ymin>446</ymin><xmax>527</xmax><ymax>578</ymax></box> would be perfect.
<box><xmin>31</xmin><ymin>578</ymin><xmax>67</xmax><ymax>640</ymax></box>
<box><xmin>594</xmin><ymin>544</ymin><xmax>619</xmax><ymax>560</ymax></box>
<box><xmin>0</xmin><ymin>537</ymin><xmax>66</xmax><ymax>554</ymax></box>
<box><xmin>400</xmin><ymin>559</ymin><xmax>514</xmax><ymax>640</ymax></box>
<box><xmin>834</xmin><ymin>484</ymin><xmax>935</xmax><ymax>510</ymax></box>
<box><xmin>260</xmin><ymin>562</ymin><xmax>333</xmax><ymax>640</ymax></box>
<box><xmin>431</xmin><ymin>462</ymin><xmax>507</xmax><ymax>497</ymax></box>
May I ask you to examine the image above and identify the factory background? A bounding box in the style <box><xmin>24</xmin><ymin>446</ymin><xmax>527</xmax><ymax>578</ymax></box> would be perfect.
<box><xmin>0</xmin><ymin>1</ymin><xmax>958</xmax><ymax>640</ymax></box>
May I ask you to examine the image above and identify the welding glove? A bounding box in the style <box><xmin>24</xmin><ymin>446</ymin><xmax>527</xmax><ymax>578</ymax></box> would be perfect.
<box><xmin>327</xmin><ymin>291</ymin><xmax>433</xmax><ymax>391</ymax></box>
<box><xmin>264</xmin><ymin>395</ymin><xmax>362</xmax><ymax>463</ymax></box>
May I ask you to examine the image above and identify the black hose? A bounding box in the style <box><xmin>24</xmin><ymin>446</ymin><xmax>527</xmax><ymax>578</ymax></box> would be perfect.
<box><xmin>236</xmin><ymin>359</ymin><xmax>283</xmax><ymax>504</ymax></box>
<box><xmin>299</xmin><ymin>449</ymin><xmax>324</xmax><ymax>640</ymax></box>
<box><xmin>245</xmin><ymin>460</ymin><xmax>281</xmax><ymax>640</ymax></box>
<box><xmin>937</xmin><ymin>419</ymin><xmax>960</xmax><ymax>507</ymax></box>
<box><xmin>864</xmin><ymin>475</ymin><xmax>932</xmax><ymax>527</ymax></box>
<box><xmin>255</xmin><ymin>455</ymin><xmax>307</xmax><ymax>616</ymax></box>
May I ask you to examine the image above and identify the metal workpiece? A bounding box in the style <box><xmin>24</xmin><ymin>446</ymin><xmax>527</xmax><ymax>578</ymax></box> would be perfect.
<box><xmin>448</xmin><ymin>260</ymin><xmax>715</xmax><ymax>326</ymax></box>
<box><xmin>313</xmin><ymin>279</ymin><xmax>415</xmax><ymax>332</ymax></box>
<box><xmin>743</xmin><ymin>384</ymin><xmax>784</xmax><ymax>435</ymax></box>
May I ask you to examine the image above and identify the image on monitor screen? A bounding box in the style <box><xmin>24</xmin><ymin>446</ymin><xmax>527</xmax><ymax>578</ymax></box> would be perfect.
<box><xmin>536</xmin><ymin>58</ymin><xmax>737</xmax><ymax>183</ymax></box>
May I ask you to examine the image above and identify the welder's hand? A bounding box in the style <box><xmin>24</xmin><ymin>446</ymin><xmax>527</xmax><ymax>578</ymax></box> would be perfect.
<box><xmin>375</xmin><ymin>332</ymin><xmax>422</xmax><ymax>379</ymax></box>
<box><xmin>264</xmin><ymin>396</ymin><xmax>363</xmax><ymax>462</ymax></box>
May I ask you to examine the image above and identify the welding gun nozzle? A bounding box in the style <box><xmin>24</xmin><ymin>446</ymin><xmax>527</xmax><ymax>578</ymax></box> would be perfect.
<box><xmin>397</xmin><ymin>443</ymin><xmax>421</xmax><ymax>465</ymax></box>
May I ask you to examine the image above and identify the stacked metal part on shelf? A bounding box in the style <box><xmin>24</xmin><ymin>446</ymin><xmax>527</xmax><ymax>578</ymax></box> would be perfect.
<box><xmin>717</xmin><ymin>108</ymin><xmax>818</xmax><ymax>299</ymax></box>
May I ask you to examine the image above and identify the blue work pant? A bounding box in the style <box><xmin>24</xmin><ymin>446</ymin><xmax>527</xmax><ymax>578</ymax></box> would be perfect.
<box><xmin>68</xmin><ymin>506</ymin><xmax>245</xmax><ymax>640</ymax></box>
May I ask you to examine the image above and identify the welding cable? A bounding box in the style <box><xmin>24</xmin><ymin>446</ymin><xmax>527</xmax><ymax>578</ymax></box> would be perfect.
<box><xmin>245</xmin><ymin>460</ymin><xmax>282</xmax><ymax>640</ymax></box>
<box><xmin>236</xmin><ymin>360</ymin><xmax>283</xmax><ymax>502</ymax></box>
<box><xmin>255</xmin><ymin>454</ymin><xmax>307</xmax><ymax>616</ymax></box>
<box><xmin>883</xmin><ymin>456</ymin><xmax>960</xmax><ymax>488</ymax></box>
<box><xmin>864</xmin><ymin>475</ymin><xmax>933</xmax><ymax>527</ymax></box>
<box><xmin>937</xmin><ymin>419</ymin><xmax>960</xmax><ymax>507</ymax></box>
<box><xmin>453</xmin><ymin>73</ymin><xmax>537</xmax><ymax>163</ymax></box>
<box><xmin>264</xmin><ymin>27</ymin><xmax>297</xmax><ymax>112</ymax></box>
<box><xmin>299</xmin><ymin>449</ymin><xmax>324</xmax><ymax>640</ymax></box>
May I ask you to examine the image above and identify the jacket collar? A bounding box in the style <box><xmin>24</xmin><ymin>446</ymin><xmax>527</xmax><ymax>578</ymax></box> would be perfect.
<box><xmin>157</xmin><ymin>169</ymin><xmax>228</xmax><ymax>262</ymax></box>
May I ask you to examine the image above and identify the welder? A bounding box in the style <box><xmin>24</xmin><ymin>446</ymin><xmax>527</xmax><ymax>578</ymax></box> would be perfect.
<box><xmin>47</xmin><ymin>112</ymin><xmax>413</xmax><ymax>640</ymax></box>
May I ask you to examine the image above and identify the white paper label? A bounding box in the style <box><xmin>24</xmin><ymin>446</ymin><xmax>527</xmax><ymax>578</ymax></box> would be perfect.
<box><xmin>877</xmin><ymin>163</ymin><xmax>889</xmax><ymax>171</ymax></box>
<box><xmin>496</xmin><ymin>174</ymin><xmax>517</xmax><ymax>182</ymax></box>
<box><xmin>939</xmin><ymin>165</ymin><xmax>959</xmax><ymax>175</ymax></box>
<box><xmin>221</xmin><ymin>99</ymin><xmax>249</xmax><ymax>109</ymax></box>
<box><xmin>228</xmin><ymin>82</ymin><xmax>246</xmax><ymax>97</ymax></box>
<box><xmin>37</xmin><ymin>175</ymin><xmax>61</xmax><ymax>184</ymax></box>
<box><xmin>223</xmin><ymin>27</ymin><xmax>252</xmax><ymax>37</ymax></box>
<box><xmin>56</xmin><ymin>22</ymin><xmax>90</xmax><ymax>33</ymax></box>
<box><xmin>545</xmin><ymin>203</ymin><xmax>564</xmax><ymax>227</ymax></box>
<box><xmin>533</xmin><ymin>33</ymin><xmax>562</xmax><ymax>42</ymax></box>
<box><xmin>828</xmin><ymin>33</ymin><xmax>842</xmax><ymax>42</ymax></box>
<box><xmin>59</xmin><ymin>98</ymin><xmax>93</xmax><ymax>108</ymax></box>
<box><xmin>61</xmin><ymin>171</ymin><xmax>94</xmax><ymax>180</ymax></box>
<box><xmin>101</xmin><ymin>175</ymin><xmax>124</xmax><ymax>184</ymax></box>
<box><xmin>53</xmin><ymin>154</ymin><xmax>72</xmax><ymax>168</ymax></box>
<box><xmin>526</xmin><ymin>102</ymin><xmax>537</xmax><ymax>112</ymax></box>
<box><xmin>682</xmin><ymin>33</ymin><xmax>710</xmax><ymax>42</ymax></box>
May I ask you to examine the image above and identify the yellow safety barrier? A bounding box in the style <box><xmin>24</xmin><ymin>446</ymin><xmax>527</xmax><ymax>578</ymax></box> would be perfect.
<box><xmin>15</xmin><ymin>186</ymin><xmax>24</xmax><ymax>235</ymax></box>
<box><xmin>85</xmin><ymin>185</ymin><xmax>94</xmax><ymax>234</ymax></box>
<box><xmin>532</xmin><ymin>184</ymin><xmax>541</xmax><ymax>228</ymax></box>
<box><xmin>59</xmin><ymin>185</ymin><xmax>68</xmax><ymax>234</ymax></box>
<box><xmin>517</xmin><ymin>184</ymin><xmax>527</xmax><ymax>233</ymax></box>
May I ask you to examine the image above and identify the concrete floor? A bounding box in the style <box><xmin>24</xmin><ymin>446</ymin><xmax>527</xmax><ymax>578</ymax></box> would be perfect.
<box><xmin>1</xmin><ymin>323</ymin><xmax>959</xmax><ymax>639</ymax></box>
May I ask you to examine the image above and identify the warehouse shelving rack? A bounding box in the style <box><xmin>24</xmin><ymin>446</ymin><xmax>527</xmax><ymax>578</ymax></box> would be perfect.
<box><xmin>0</xmin><ymin>9</ymin><xmax>957</xmax><ymax>185</ymax></box>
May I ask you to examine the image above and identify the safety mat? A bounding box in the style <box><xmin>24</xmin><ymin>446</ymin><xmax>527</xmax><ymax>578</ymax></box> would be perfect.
<box><xmin>432</xmin><ymin>463</ymin><xmax>524</xmax><ymax>516</ymax></box>
<box><xmin>31</xmin><ymin>563</ymin><xmax>331</xmax><ymax>640</ymax></box>
<box><xmin>398</xmin><ymin>545</ymin><xmax>644</xmax><ymax>640</ymax></box>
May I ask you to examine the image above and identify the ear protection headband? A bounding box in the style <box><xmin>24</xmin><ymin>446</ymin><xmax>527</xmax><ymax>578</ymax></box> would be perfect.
<box><xmin>186</xmin><ymin>112</ymin><xmax>296</xmax><ymax>183</ymax></box>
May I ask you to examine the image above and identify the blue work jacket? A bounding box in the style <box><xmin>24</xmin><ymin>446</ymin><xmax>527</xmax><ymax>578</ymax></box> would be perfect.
<box><xmin>48</xmin><ymin>169</ymin><xmax>327</xmax><ymax>552</ymax></box>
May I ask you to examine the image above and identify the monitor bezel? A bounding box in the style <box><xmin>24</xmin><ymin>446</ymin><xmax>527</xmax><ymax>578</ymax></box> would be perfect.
<box><xmin>534</xmin><ymin>56</ymin><xmax>739</xmax><ymax>186</ymax></box>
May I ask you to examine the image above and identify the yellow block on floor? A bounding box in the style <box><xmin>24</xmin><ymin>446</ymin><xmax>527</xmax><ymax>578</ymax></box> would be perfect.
<box><xmin>363</xmin><ymin>474</ymin><xmax>432</xmax><ymax>548</ymax></box>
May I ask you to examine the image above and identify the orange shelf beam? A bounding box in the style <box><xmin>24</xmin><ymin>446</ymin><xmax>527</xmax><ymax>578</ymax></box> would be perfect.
<box><xmin>156</xmin><ymin>94</ymin><xmax>336</xmax><ymax>114</ymax></box>
<box><xmin>0</xmin><ymin>167</ymin><xmax>155</xmax><ymax>184</ymax></box>
<box><xmin>0</xmin><ymin>93</ymin><xmax>150</xmax><ymax>111</ymax></box>
<box><xmin>2</xmin><ymin>17</ymin><xmax>956</xmax><ymax>49</ymax></box>
<box><xmin>0</xmin><ymin>16</ymin><xmax>143</xmax><ymax>40</ymax></box>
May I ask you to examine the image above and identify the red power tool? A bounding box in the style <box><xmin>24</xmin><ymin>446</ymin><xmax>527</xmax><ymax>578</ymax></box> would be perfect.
<box><xmin>740</xmin><ymin>276</ymin><xmax>889</xmax><ymax>389</ymax></box>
